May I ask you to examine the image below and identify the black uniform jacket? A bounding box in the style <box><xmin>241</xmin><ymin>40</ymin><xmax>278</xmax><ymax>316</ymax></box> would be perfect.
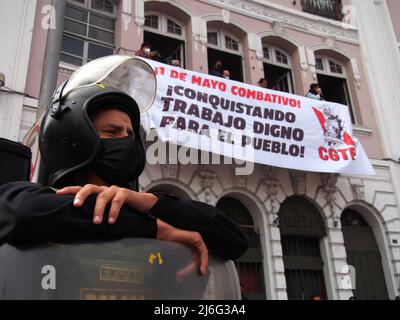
<box><xmin>0</xmin><ymin>181</ymin><xmax>248</xmax><ymax>260</ymax></box>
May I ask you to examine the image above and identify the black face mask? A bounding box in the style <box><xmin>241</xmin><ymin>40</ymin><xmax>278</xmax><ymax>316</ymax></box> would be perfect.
<box><xmin>91</xmin><ymin>136</ymin><xmax>138</xmax><ymax>187</ymax></box>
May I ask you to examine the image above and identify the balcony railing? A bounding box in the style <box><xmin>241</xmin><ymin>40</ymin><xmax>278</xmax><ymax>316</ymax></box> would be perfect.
<box><xmin>301</xmin><ymin>0</ymin><xmax>343</xmax><ymax>21</ymax></box>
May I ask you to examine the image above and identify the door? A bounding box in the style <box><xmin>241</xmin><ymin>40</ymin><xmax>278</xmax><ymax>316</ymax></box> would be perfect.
<box><xmin>281</xmin><ymin>236</ymin><xmax>327</xmax><ymax>300</ymax></box>
<box><xmin>278</xmin><ymin>197</ymin><xmax>327</xmax><ymax>300</ymax></box>
<box><xmin>341</xmin><ymin>209</ymin><xmax>389</xmax><ymax>300</ymax></box>
<box><xmin>217</xmin><ymin>197</ymin><xmax>266</xmax><ymax>300</ymax></box>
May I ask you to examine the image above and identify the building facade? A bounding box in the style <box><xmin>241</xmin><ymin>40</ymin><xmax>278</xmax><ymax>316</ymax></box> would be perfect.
<box><xmin>1</xmin><ymin>0</ymin><xmax>400</xmax><ymax>299</ymax></box>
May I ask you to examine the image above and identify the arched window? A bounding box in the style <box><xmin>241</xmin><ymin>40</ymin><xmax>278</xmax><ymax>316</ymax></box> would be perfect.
<box><xmin>315</xmin><ymin>56</ymin><xmax>345</xmax><ymax>76</ymax></box>
<box><xmin>216</xmin><ymin>197</ymin><xmax>266</xmax><ymax>300</ymax></box>
<box><xmin>143</xmin><ymin>12</ymin><xmax>186</xmax><ymax>66</ymax></box>
<box><xmin>261</xmin><ymin>40</ymin><xmax>294</xmax><ymax>93</ymax></box>
<box><xmin>144</xmin><ymin>13</ymin><xmax>185</xmax><ymax>39</ymax></box>
<box><xmin>61</xmin><ymin>0</ymin><xmax>116</xmax><ymax>66</ymax></box>
<box><xmin>207</xmin><ymin>27</ymin><xmax>244</xmax><ymax>82</ymax></box>
<box><xmin>314</xmin><ymin>55</ymin><xmax>355</xmax><ymax>123</ymax></box>
<box><xmin>207</xmin><ymin>29</ymin><xmax>242</xmax><ymax>54</ymax></box>
<box><xmin>262</xmin><ymin>43</ymin><xmax>291</xmax><ymax>68</ymax></box>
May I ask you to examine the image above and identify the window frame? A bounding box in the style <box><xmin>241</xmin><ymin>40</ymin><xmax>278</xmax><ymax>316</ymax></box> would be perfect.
<box><xmin>206</xmin><ymin>28</ymin><xmax>242</xmax><ymax>55</ymax></box>
<box><xmin>144</xmin><ymin>12</ymin><xmax>186</xmax><ymax>40</ymax></box>
<box><xmin>315</xmin><ymin>55</ymin><xmax>357</xmax><ymax>123</ymax></box>
<box><xmin>314</xmin><ymin>56</ymin><xmax>347</xmax><ymax>78</ymax></box>
<box><xmin>68</xmin><ymin>0</ymin><xmax>117</xmax><ymax>18</ymax></box>
<box><xmin>261</xmin><ymin>42</ymin><xmax>292</xmax><ymax>68</ymax></box>
<box><xmin>61</xmin><ymin>0</ymin><xmax>116</xmax><ymax>66</ymax></box>
<box><xmin>261</xmin><ymin>41</ymin><xmax>295</xmax><ymax>93</ymax></box>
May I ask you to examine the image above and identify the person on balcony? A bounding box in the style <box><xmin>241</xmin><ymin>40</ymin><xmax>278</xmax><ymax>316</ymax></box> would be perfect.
<box><xmin>209</xmin><ymin>59</ymin><xmax>223</xmax><ymax>78</ymax></box>
<box><xmin>258</xmin><ymin>78</ymin><xmax>268</xmax><ymax>89</ymax></box>
<box><xmin>306</xmin><ymin>83</ymin><xmax>325</xmax><ymax>101</ymax></box>
<box><xmin>222</xmin><ymin>69</ymin><xmax>231</xmax><ymax>80</ymax></box>
<box><xmin>135</xmin><ymin>42</ymin><xmax>161</xmax><ymax>61</ymax></box>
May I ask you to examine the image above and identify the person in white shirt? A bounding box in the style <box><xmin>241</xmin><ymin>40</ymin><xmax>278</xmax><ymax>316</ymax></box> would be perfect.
<box><xmin>306</xmin><ymin>83</ymin><xmax>324</xmax><ymax>100</ymax></box>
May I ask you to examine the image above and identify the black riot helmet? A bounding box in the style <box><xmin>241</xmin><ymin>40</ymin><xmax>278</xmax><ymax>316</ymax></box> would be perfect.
<box><xmin>39</xmin><ymin>55</ymin><xmax>157</xmax><ymax>188</ymax></box>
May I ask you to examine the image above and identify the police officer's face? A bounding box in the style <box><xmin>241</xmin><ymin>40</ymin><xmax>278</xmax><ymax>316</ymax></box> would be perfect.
<box><xmin>91</xmin><ymin>109</ymin><xmax>134</xmax><ymax>139</ymax></box>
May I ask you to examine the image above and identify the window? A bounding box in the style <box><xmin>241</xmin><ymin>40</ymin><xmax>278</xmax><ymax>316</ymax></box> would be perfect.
<box><xmin>315</xmin><ymin>56</ymin><xmax>355</xmax><ymax>122</ymax></box>
<box><xmin>207</xmin><ymin>32</ymin><xmax>218</xmax><ymax>46</ymax></box>
<box><xmin>315</xmin><ymin>58</ymin><xmax>324</xmax><ymax>71</ymax></box>
<box><xmin>262</xmin><ymin>44</ymin><xmax>270</xmax><ymax>60</ymax></box>
<box><xmin>91</xmin><ymin>0</ymin><xmax>114</xmax><ymax>14</ymax></box>
<box><xmin>167</xmin><ymin>19</ymin><xmax>182</xmax><ymax>36</ymax></box>
<box><xmin>225</xmin><ymin>35</ymin><xmax>239</xmax><ymax>51</ymax></box>
<box><xmin>261</xmin><ymin>42</ymin><xmax>291</xmax><ymax>67</ymax></box>
<box><xmin>207</xmin><ymin>29</ymin><xmax>241</xmax><ymax>53</ymax></box>
<box><xmin>61</xmin><ymin>1</ymin><xmax>115</xmax><ymax>66</ymax></box>
<box><xmin>315</xmin><ymin>56</ymin><xmax>345</xmax><ymax>77</ymax></box>
<box><xmin>329</xmin><ymin>60</ymin><xmax>343</xmax><ymax>74</ymax></box>
<box><xmin>275</xmin><ymin>49</ymin><xmax>288</xmax><ymax>65</ymax></box>
<box><xmin>144</xmin><ymin>13</ymin><xmax>185</xmax><ymax>39</ymax></box>
<box><xmin>145</xmin><ymin>15</ymin><xmax>158</xmax><ymax>29</ymax></box>
<box><xmin>261</xmin><ymin>41</ymin><xmax>294</xmax><ymax>93</ymax></box>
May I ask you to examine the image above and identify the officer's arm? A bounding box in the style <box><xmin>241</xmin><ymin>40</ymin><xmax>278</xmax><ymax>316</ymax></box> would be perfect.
<box><xmin>0</xmin><ymin>181</ymin><xmax>157</xmax><ymax>246</ymax></box>
<box><xmin>148</xmin><ymin>193</ymin><xmax>248</xmax><ymax>260</ymax></box>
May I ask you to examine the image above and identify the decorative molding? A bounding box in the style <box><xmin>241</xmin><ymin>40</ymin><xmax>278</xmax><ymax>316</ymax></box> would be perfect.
<box><xmin>272</xmin><ymin>21</ymin><xmax>284</xmax><ymax>35</ymax></box>
<box><xmin>351</xmin><ymin>183</ymin><xmax>365</xmax><ymax>201</ymax></box>
<box><xmin>197</xmin><ymin>169</ymin><xmax>217</xmax><ymax>204</ymax></box>
<box><xmin>122</xmin><ymin>0</ymin><xmax>132</xmax><ymax>14</ymax></box>
<box><xmin>290</xmin><ymin>171</ymin><xmax>306</xmax><ymax>195</ymax></box>
<box><xmin>192</xmin><ymin>16</ymin><xmax>208</xmax><ymax>46</ymax></box>
<box><xmin>324</xmin><ymin>35</ymin><xmax>336</xmax><ymax>48</ymax></box>
<box><xmin>199</xmin><ymin>0</ymin><xmax>358</xmax><ymax>43</ymax></box>
<box><xmin>298</xmin><ymin>46</ymin><xmax>308</xmax><ymax>71</ymax></box>
<box><xmin>322</xmin><ymin>173</ymin><xmax>339</xmax><ymax>217</ymax></box>
<box><xmin>162</xmin><ymin>164</ymin><xmax>178</xmax><ymax>179</ymax></box>
<box><xmin>247</xmin><ymin>32</ymin><xmax>258</xmax><ymax>52</ymax></box>
<box><xmin>350</xmin><ymin>58</ymin><xmax>361</xmax><ymax>89</ymax></box>
<box><xmin>234</xmin><ymin>175</ymin><xmax>247</xmax><ymax>188</ymax></box>
<box><xmin>353</xmin><ymin>126</ymin><xmax>373</xmax><ymax>137</ymax></box>
<box><xmin>264</xmin><ymin>168</ymin><xmax>279</xmax><ymax>215</ymax></box>
<box><xmin>135</xmin><ymin>0</ymin><xmax>145</xmax><ymax>27</ymax></box>
<box><xmin>121</xmin><ymin>0</ymin><xmax>133</xmax><ymax>32</ymax></box>
<box><xmin>306</xmin><ymin>47</ymin><xmax>317</xmax><ymax>78</ymax></box>
<box><xmin>222</xmin><ymin>9</ymin><xmax>230</xmax><ymax>24</ymax></box>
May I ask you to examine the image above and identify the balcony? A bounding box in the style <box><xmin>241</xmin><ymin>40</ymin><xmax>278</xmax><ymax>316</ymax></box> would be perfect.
<box><xmin>301</xmin><ymin>0</ymin><xmax>343</xmax><ymax>21</ymax></box>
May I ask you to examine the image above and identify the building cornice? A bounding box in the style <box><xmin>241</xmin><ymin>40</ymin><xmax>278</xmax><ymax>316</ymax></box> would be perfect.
<box><xmin>199</xmin><ymin>0</ymin><xmax>359</xmax><ymax>44</ymax></box>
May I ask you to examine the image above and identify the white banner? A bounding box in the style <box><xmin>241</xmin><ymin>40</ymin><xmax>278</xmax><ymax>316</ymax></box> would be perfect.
<box><xmin>141</xmin><ymin>59</ymin><xmax>375</xmax><ymax>176</ymax></box>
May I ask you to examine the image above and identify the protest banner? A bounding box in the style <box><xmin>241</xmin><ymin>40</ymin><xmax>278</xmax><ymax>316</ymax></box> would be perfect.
<box><xmin>140</xmin><ymin>59</ymin><xmax>374</xmax><ymax>175</ymax></box>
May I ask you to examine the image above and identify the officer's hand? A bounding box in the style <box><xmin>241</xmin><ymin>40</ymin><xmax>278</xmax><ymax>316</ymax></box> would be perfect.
<box><xmin>56</xmin><ymin>185</ymin><xmax>158</xmax><ymax>225</ymax></box>
<box><xmin>156</xmin><ymin>219</ymin><xmax>208</xmax><ymax>275</ymax></box>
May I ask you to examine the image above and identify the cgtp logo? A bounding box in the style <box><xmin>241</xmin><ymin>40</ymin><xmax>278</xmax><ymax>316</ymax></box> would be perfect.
<box><xmin>321</xmin><ymin>105</ymin><xmax>344</xmax><ymax>147</ymax></box>
<box><xmin>313</xmin><ymin>105</ymin><xmax>357</xmax><ymax>162</ymax></box>
<box><xmin>313</xmin><ymin>105</ymin><xmax>355</xmax><ymax>148</ymax></box>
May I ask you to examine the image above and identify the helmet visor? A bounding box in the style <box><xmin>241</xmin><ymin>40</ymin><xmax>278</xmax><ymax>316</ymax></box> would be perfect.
<box><xmin>62</xmin><ymin>55</ymin><xmax>156</xmax><ymax>113</ymax></box>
